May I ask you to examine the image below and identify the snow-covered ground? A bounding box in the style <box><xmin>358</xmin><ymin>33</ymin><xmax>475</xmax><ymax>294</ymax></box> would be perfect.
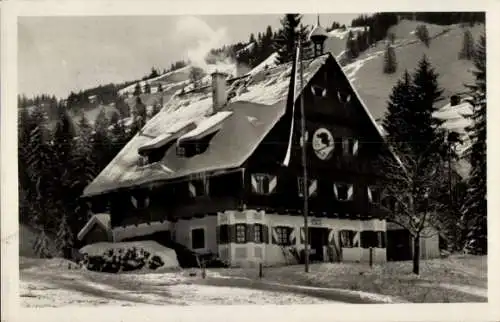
<box><xmin>19</xmin><ymin>257</ymin><xmax>336</xmax><ymax>307</ymax></box>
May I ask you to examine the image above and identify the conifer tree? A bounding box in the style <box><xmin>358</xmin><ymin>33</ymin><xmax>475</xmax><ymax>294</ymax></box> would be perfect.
<box><xmin>33</xmin><ymin>230</ymin><xmax>52</xmax><ymax>258</ymax></box>
<box><xmin>144</xmin><ymin>83</ymin><xmax>151</xmax><ymax>94</ymax></box>
<box><xmin>273</xmin><ymin>14</ymin><xmax>310</xmax><ymax>64</ymax></box>
<box><xmin>133</xmin><ymin>83</ymin><xmax>142</xmax><ymax>96</ymax></box>
<box><xmin>93</xmin><ymin>109</ymin><xmax>113</xmax><ymax>170</ymax></box>
<box><xmin>415</xmin><ymin>24</ymin><xmax>431</xmax><ymax>47</ymax></box>
<box><xmin>458</xmin><ymin>29</ymin><xmax>475</xmax><ymax>60</ymax></box>
<box><xmin>463</xmin><ymin>34</ymin><xmax>486</xmax><ymax>254</ymax></box>
<box><xmin>345</xmin><ymin>30</ymin><xmax>360</xmax><ymax>60</ymax></box>
<box><xmin>56</xmin><ymin>214</ymin><xmax>74</xmax><ymax>258</ymax></box>
<box><xmin>383</xmin><ymin>43</ymin><xmax>398</xmax><ymax>74</ymax></box>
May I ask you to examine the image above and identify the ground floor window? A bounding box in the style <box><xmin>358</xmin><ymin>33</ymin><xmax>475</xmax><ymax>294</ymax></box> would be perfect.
<box><xmin>274</xmin><ymin>226</ymin><xmax>292</xmax><ymax>246</ymax></box>
<box><xmin>360</xmin><ymin>231</ymin><xmax>386</xmax><ymax>248</ymax></box>
<box><xmin>235</xmin><ymin>224</ymin><xmax>246</xmax><ymax>243</ymax></box>
<box><xmin>191</xmin><ymin>228</ymin><xmax>205</xmax><ymax>249</ymax></box>
<box><xmin>340</xmin><ymin>230</ymin><xmax>356</xmax><ymax>248</ymax></box>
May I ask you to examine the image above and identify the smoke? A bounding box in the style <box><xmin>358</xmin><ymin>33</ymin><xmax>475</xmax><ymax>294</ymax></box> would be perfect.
<box><xmin>175</xmin><ymin>16</ymin><xmax>234</xmax><ymax>74</ymax></box>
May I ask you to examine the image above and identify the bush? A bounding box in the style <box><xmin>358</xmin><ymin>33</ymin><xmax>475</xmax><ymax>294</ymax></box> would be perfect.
<box><xmin>80</xmin><ymin>246</ymin><xmax>166</xmax><ymax>273</ymax></box>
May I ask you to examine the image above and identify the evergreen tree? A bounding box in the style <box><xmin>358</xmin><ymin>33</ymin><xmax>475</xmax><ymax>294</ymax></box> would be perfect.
<box><xmin>463</xmin><ymin>34</ymin><xmax>486</xmax><ymax>254</ymax></box>
<box><xmin>157</xmin><ymin>83</ymin><xmax>163</xmax><ymax>93</ymax></box>
<box><xmin>133</xmin><ymin>83</ymin><xmax>142</xmax><ymax>96</ymax></box>
<box><xmin>345</xmin><ymin>30</ymin><xmax>360</xmax><ymax>60</ymax></box>
<box><xmin>144</xmin><ymin>83</ymin><xmax>151</xmax><ymax>94</ymax></box>
<box><xmin>33</xmin><ymin>230</ymin><xmax>52</xmax><ymax>258</ymax></box>
<box><xmin>273</xmin><ymin>14</ymin><xmax>310</xmax><ymax>64</ymax></box>
<box><xmin>408</xmin><ymin>55</ymin><xmax>445</xmax><ymax>157</ymax></box>
<box><xmin>381</xmin><ymin>58</ymin><xmax>449</xmax><ymax>274</ymax></box>
<box><xmin>459</xmin><ymin>29</ymin><xmax>475</xmax><ymax>60</ymax></box>
<box><xmin>93</xmin><ymin>109</ymin><xmax>113</xmax><ymax>170</ymax></box>
<box><xmin>56</xmin><ymin>214</ymin><xmax>73</xmax><ymax>258</ymax></box>
<box><xmin>189</xmin><ymin>67</ymin><xmax>204</xmax><ymax>89</ymax></box>
<box><xmin>383</xmin><ymin>43</ymin><xmax>398</xmax><ymax>74</ymax></box>
<box><xmin>415</xmin><ymin>24</ymin><xmax>431</xmax><ymax>47</ymax></box>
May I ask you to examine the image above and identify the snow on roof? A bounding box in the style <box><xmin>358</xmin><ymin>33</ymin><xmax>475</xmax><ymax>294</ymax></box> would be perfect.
<box><xmin>248</xmin><ymin>52</ymin><xmax>279</xmax><ymax>77</ymax></box>
<box><xmin>83</xmin><ymin>52</ymin><xmax>402</xmax><ymax>197</ymax></box>
<box><xmin>309</xmin><ymin>24</ymin><xmax>329</xmax><ymax>39</ymax></box>
<box><xmin>178</xmin><ymin>111</ymin><xmax>233</xmax><ymax>142</ymax></box>
<box><xmin>138</xmin><ymin>121</ymin><xmax>196</xmax><ymax>154</ymax></box>
<box><xmin>77</xmin><ymin>213</ymin><xmax>111</xmax><ymax>241</ymax></box>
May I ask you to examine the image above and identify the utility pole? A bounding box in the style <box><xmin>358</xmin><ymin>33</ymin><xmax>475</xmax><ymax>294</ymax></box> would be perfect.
<box><xmin>298</xmin><ymin>39</ymin><xmax>310</xmax><ymax>273</ymax></box>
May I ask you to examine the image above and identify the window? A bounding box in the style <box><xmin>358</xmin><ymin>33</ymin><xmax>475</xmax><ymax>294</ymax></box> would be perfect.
<box><xmin>343</xmin><ymin>138</ymin><xmax>359</xmax><ymax>156</ymax></box>
<box><xmin>137</xmin><ymin>155</ymin><xmax>148</xmax><ymax>167</ymax></box>
<box><xmin>188</xmin><ymin>178</ymin><xmax>209</xmax><ymax>197</ymax></box>
<box><xmin>298</xmin><ymin>177</ymin><xmax>318</xmax><ymax>197</ymax></box>
<box><xmin>340</xmin><ymin>230</ymin><xmax>356</xmax><ymax>248</ymax></box>
<box><xmin>334</xmin><ymin>183</ymin><xmax>353</xmax><ymax>201</ymax></box>
<box><xmin>275</xmin><ymin>227</ymin><xmax>292</xmax><ymax>246</ymax></box>
<box><xmin>236</xmin><ymin>224</ymin><xmax>246</xmax><ymax>243</ymax></box>
<box><xmin>368</xmin><ymin>186</ymin><xmax>381</xmax><ymax>204</ymax></box>
<box><xmin>254</xmin><ymin>224</ymin><xmax>263</xmax><ymax>243</ymax></box>
<box><xmin>251</xmin><ymin>174</ymin><xmax>277</xmax><ymax>195</ymax></box>
<box><xmin>360</xmin><ymin>231</ymin><xmax>386</xmax><ymax>248</ymax></box>
<box><xmin>191</xmin><ymin>228</ymin><xmax>205</xmax><ymax>249</ymax></box>
<box><xmin>176</xmin><ymin>145</ymin><xmax>186</xmax><ymax>157</ymax></box>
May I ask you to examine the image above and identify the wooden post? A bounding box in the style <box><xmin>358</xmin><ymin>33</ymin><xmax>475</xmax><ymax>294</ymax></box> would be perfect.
<box><xmin>369</xmin><ymin>247</ymin><xmax>373</xmax><ymax>268</ymax></box>
<box><xmin>259</xmin><ymin>262</ymin><xmax>263</xmax><ymax>279</ymax></box>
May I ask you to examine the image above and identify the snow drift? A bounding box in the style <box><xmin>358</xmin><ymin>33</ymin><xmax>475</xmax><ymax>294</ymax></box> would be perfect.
<box><xmin>79</xmin><ymin>241</ymin><xmax>180</xmax><ymax>273</ymax></box>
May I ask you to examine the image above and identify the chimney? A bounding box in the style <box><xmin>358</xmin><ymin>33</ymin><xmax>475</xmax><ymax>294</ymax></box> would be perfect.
<box><xmin>211</xmin><ymin>71</ymin><xmax>228</xmax><ymax>113</ymax></box>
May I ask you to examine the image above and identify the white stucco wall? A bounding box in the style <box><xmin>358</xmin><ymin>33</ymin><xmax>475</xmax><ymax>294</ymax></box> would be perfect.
<box><xmin>174</xmin><ymin>216</ymin><xmax>218</xmax><ymax>255</ymax></box>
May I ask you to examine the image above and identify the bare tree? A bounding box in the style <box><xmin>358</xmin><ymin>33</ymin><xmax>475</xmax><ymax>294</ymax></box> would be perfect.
<box><xmin>379</xmin><ymin>141</ymin><xmax>449</xmax><ymax>274</ymax></box>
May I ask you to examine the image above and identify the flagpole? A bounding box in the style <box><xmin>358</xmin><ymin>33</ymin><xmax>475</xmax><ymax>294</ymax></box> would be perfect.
<box><xmin>298</xmin><ymin>39</ymin><xmax>310</xmax><ymax>273</ymax></box>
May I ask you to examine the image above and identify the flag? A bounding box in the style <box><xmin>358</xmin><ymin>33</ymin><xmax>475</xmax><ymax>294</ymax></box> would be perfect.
<box><xmin>282</xmin><ymin>41</ymin><xmax>302</xmax><ymax>167</ymax></box>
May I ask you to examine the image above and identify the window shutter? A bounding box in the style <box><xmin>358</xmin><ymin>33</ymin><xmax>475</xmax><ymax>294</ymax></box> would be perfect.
<box><xmin>247</xmin><ymin>224</ymin><xmax>254</xmax><ymax>243</ymax></box>
<box><xmin>352</xmin><ymin>140</ymin><xmax>359</xmax><ymax>155</ymax></box>
<box><xmin>263</xmin><ymin>225</ymin><xmax>269</xmax><ymax>244</ymax></box>
<box><xmin>188</xmin><ymin>182</ymin><xmax>196</xmax><ymax>197</ymax></box>
<box><xmin>271</xmin><ymin>227</ymin><xmax>278</xmax><ymax>244</ymax></box>
<box><xmin>251</xmin><ymin>174</ymin><xmax>258</xmax><ymax>193</ymax></box>
<box><xmin>333</xmin><ymin>183</ymin><xmax>339</xmax><ymax>199</ymax></box>
<box><xmin>347</xmin><ymin>185</ymin><xmax>354</xmax><ymax>200</ymax></box>
<box><xmin>290</xmin><ymin>228</ymin><xmax>297</xmax><ymax>245</ymax></box>
<box><xmin>353</xmin><ymin>231</ymin><xmax>360</xmax><ymax>248</ymax></box>
<box><xmin>229</xmin><ymin>224</ymin><xmax>237</xmax><ymax>243</ymax></box>
<box><xmin>268</xmin><ymin>175</ymin><xmax>277</xmax><ymax>194</ymax></box>
<box><xmin>216</xmin><ymin>226</ymin><xmax>220</xmax><ymax>244</ymax></box>
<box><xmin>300</xmin><ymin>227</ymin><xmax>306</xmax><ymax>244</ymax></box>
<box><xmin>308</xmin><ymin>180</ymin><xmax>318</xmax><ymax>197</ymax></box>
<box><xmin>367</xmin><ymin>186</ymin><xmax>373</xmax><ymax>202</ymax></box>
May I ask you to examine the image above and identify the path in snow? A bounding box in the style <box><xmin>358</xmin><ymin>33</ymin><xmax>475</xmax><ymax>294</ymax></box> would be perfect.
<box><xmin>20</xmin><ymin>266</ymin><xmax>336</xmax><ymax>307</ymax></box>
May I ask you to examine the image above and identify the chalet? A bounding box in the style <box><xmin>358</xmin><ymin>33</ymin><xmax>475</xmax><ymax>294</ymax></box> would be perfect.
<box><xmin>82</xmin><ymin>21</ymin><xmax>428</xmax><ymax>267</ymax></box>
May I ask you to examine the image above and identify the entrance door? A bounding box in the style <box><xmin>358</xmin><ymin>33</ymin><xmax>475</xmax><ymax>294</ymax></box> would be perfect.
<box><xmin>386</xmin><ymin>229</ymin><xmax>412</xmax><ymax>261</ymax></box>
<box><xmin>308</xmin><ymin>227</ymin><xmax>328</xmax><ymax>262</ymax></box>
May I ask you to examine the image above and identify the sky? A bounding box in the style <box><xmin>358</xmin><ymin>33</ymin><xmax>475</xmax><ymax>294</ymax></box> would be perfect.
<box><xmin>18</xmin><ymin>14</ymin><xmax>360</xmax><ymax>99</ymax></box>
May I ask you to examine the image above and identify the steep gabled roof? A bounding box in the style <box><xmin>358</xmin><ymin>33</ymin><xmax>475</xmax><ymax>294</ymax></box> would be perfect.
<box><xmin>82</xmin><ymin>54</ymin><xmax>329</xmax><ymax>197</ymax></box>
<box><xmin>77</xmin><ymin>213</ymin><xmax>111</xmax><ymax>241</ymax></box>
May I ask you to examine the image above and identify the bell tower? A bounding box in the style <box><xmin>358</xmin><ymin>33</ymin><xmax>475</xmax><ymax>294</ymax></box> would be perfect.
<box><xmin>308</xmin><ymin>15</ymin><xmax>329</xmax><ymax>57</ymax></box>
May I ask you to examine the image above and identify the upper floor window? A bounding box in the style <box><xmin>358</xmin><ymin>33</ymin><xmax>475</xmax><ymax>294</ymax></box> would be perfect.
<box><xmin>334</xmin><ymin>183</ymin><xmax>353</xmax><ymax>201</ymax></box>
<box><xmin>188</xmin><ymin>177</ymin><xmax>209</xmax><ymax>198</ymax></box>
<box><xmin>274</xmin><ymin>226</ymin><xmax>292</xmax><ymax>246</ymax></box>
<box><xmin>343</xmin><ymin>138</ymin><xmax>359</xmax><ymax>156</ymax></box>
<box><xmin>367</xmin><ymin>186</ymin><xmax>381</xmax><ymax>204</ymax></box>
<box><xmin>254</xmin><ymin>224</ymin><xmax>263</xmax><ymax>243</ymax></box>
<box><xmin>297</xmin><ymin>177</ymin><xmax>318</xmax><ymax>198</ymax></box>
<box><xmin>251</xmin><ymin>173</ymin><xmax>277</xmax><ymax>195</ymax></box>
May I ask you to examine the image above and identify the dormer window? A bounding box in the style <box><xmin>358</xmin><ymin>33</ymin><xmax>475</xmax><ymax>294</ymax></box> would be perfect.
<box><xmin>334</xmin><ymin>183</ymin><xmax>353</xmax><ymax>201</ymax></box>
<box><xmin>176</xmin><ymin>111</ymin><xmax>233</xmax><ymax>158</ymax></box>
<box><xmin>137</xmin><ymin>155</ymin><xmax>148</xmax><ymax>167</ymax></box>
<box><xmin>251</xmin><ymin>173</ymin><xmax>277</xmax><ymax>195</ymax></box>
